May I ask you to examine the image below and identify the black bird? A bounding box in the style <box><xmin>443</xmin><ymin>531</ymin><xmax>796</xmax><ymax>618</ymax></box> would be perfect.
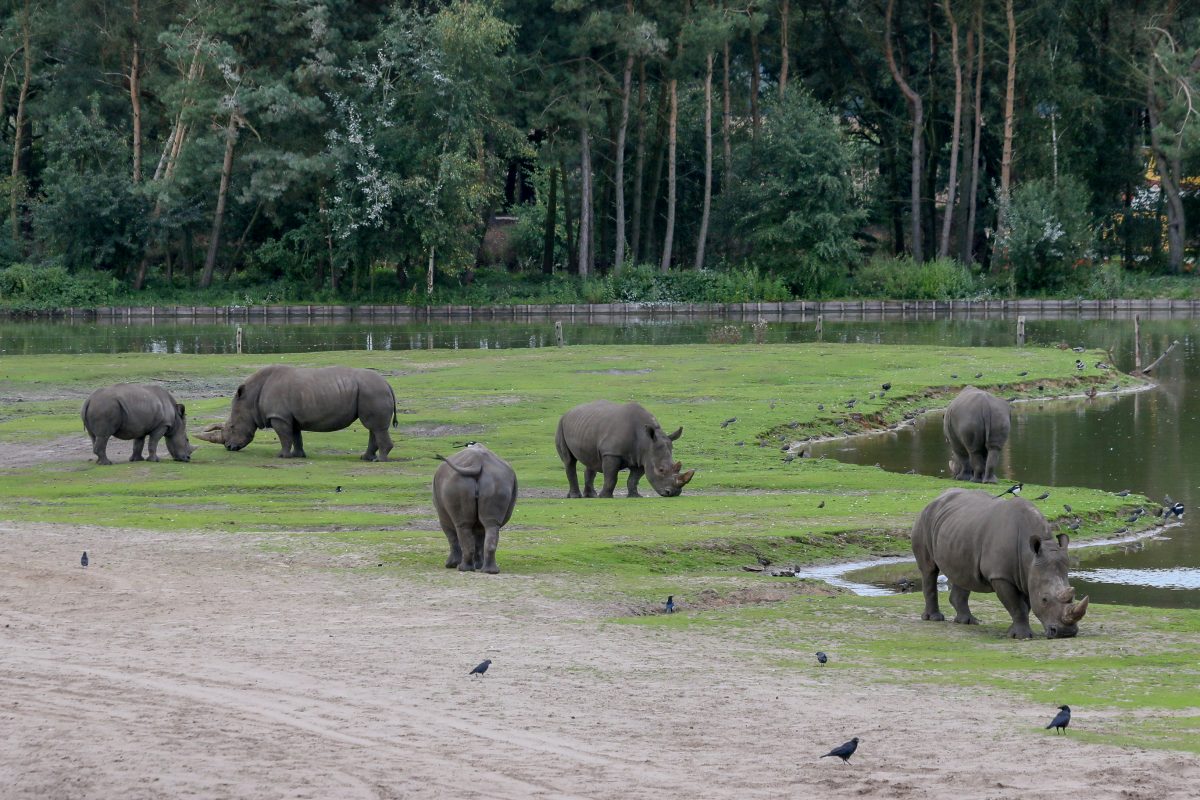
<box><xmin>1018</xmin><ymin>371</ymin><xmax>1029</xmax><ymax>377</ymax></box>
<box><xmin>974</xmin><ymin>372</ymin><xmax>983</xmax><ymax>379</ymax></box>
<box><xmin>997</xmin><ymin>483</ymin><xmax>1024</xmax><ymax>498</ymax></box>
<box><xmin>817</xmin><ymin>500</ymin><xmax>825</xmax><ymax>509</ymax></box>
<box><xmin>817</xmin><ymin>404</ymin><xmax>825</xmax><ymax>411</ymax></box>
<box><xmin>1115</xmin><ymin>489</ymin><xmax>1131</xmax><ymax>497</ymax></box>
<box><xmin>1125</xmin><ymin>513</ymin><xmax>1142</xmax><ymax>524</ymax></box>
<box><xmin>1063</xmin><ymin>504</ymin><xmax>1073</xmax><ymax>513</ymax></box>
<box><xmin>721</xmin><ymin>417</ymin><xmax>737</xmax><ymax>428</ymax></box>
<box><xmin>1046</xmin><ymin>705</ymin><xmax>1071</xmax><ymax>734</ymax></box>
<box><xmin>335</xmin><ymin>486</ymin><xmax>343</xmax><ymax>493</ymax></box>
<box><xmin>80</xmin><ymin>551</ymin><xmax>88</xmax><ymax>568</ymax></box>
<box><xmin>1170</xmin><ymin>502</ymin><xmax>1185</xmax><ymax>519</ymax></box>
<box><xmin>868</xmin><ymin>393</ymin><xmax>876</xmax><ymax>400</ymax></box>
<box><xmin>950</xmin><ymin>374</ymin><xmax>959</xmax><ymax>379</ymax></box>
<box><xmin>469</xmin><ymin>659</ymin><xmax>492</xmax><ymax>677</ymax></box>
<box><xmin>816</xmin><ymin>651</ymin><xmax>828</xmax><ymax>665</ymax></box>
<box><xmin>665</xmin><ymin>595</ymin><xmax>676</xmax><ymax>613</ymax></box>
<box><xmin>820</xmin><ymin>737</ymin><xmax>860</xmax><ymax>763</ymax></box>
<box><xmin>1034</xmin><ymin>492</ymin><xmax>1050</xmax><ymax>501</ymax></box>
<box><xmin>1111</xmin><ymin>384</ymin><xmax>1120</xmax><ymax>391</ymax></box>
<box><xmin>1067</xmin><ymin>519</ymin><xmax>1081</xmax><ymax>531</ymax></box>
<box><xmin>1075</xmin><ymin>360</ymin><xmax>1086</xmax><ymax>370</ymax></box>
<box><xmin>881</xmin><ymin>382</ymin><xmax>891</xmax><ymax>391</ymax></box>
<box><xmin>846</xmin><ymin>398</ymin><xmax>857</xmax><ymax>408</ymax></box>
<box><xmin>1116</xmin><ymin>527</ymin><xmax>1129</xmax><ymax>535</ymax></box>
<box><xmin>1037</xmin><ymin>385</ymin><xmax>1045</xmax><ymax>392</ymax></box>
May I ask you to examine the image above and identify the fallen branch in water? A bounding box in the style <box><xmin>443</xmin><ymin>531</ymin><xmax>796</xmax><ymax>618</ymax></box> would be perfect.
<box><xmin>1140</xmin><ymin>339</ymin><xmax>1180</xmax><ymax>374</ymax></box>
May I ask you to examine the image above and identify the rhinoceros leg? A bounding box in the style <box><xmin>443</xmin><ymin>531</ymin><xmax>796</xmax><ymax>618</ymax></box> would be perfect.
<box><xmin>145</xmin><ymin>424</ymin><xmax>168</xmax><ymax>462</ymax></box>
<box><xmin>917</xmin><ymin>564</ymin><xmax>945</xmax><ymax>621</ymax></box>
<box><xmin>93</xmin><ymin>434</ymin><xmax>113</xmax><ymax>466</ymax></box>
<box><xmin>454</xmin><ymin>522</ymin><xmax>478</xmax><ymax>572</ymax></box>
<box><xmin>982</xmin><ymin>448</ymin><xmax>1002</xmax><ymax>484</ymax></box>
<box><xmin>362</xmin><ymin>427</ymin><xmax>393</xmax><ymax>462</ymax></box>
<box><xmin>434</xmin><ymin>503</ymin><xmax>462</xmax><ymax>568</ymax></box>
<box><xmin>993</xmin><ymin>579</ymin><xmax>1035</xmax><ymax>639</ymax></box>
<box><xmin>563</xmin><ymin>454</ymin><xmax>583</xmax><ymax>498</ymax></box>
<box><xmin>949</xmin><ymin>584</ymin><xmax>980</xmax><ymax>625</ymax></box>
<box><xmin>583</xmin><ymin>467</ymin><xmax>598</xmax><ymax>498</ymax></box>
<box><xmin>472</xmin><ymin>526</ymin><xmax>485</xmax><ymax>570</ymax></box>
<box><xmin>968</xmin><ymin>451</ymin><xmax>986</xmax><ymax>482</ymax></box>
<box><xmin>270</xmin><ymin>419</ymin><xmax>306</xmax><ymax>458</ymax></box>
<box><xmin>626</xmin><ymin>467</ymin><xmax>644</xmax><ymax>498</ymax></box>
<box><xmin>598</xmin><ymin>455</ymin><xmax>623</xmax><ymax>498</ymax></box>
<box><xmin>129</xmin><ymin>436</ymin><xmax>146</xmax><ymax>462</ymax></box>
<box><xmin>480</xmin><ymin>524</ymin><xmax>501</xmax><ymax>574</ymax></box>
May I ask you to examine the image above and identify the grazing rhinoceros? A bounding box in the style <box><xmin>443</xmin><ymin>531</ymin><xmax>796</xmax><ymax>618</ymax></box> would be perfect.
<box><xmin>82</xmin><ymin>384</ymin><xmax>195</xmax><ymax>466</ymax></box>
<box><xmin>943</xmin><ymin>386</ymin><xmax>1011</xmax><ymax>483</ymax></box>
<box><xmin>196</xmin><ymin>365</ymin><xmax>397</xmax><ymax>460</ymax></box>
<box><xmin>555</xmin><ymin>400</ymin><xmax>694</xmax><ymax>498</ymax></box>
<box><xmin>912</xmin><ymin>488</ymin><xmax>1089</xmax><ymax>639</ymax></box>
<box><xmin>432</xmin><ymin>444</ymin><xmax>517</xmax><ymax>574</ymax></box>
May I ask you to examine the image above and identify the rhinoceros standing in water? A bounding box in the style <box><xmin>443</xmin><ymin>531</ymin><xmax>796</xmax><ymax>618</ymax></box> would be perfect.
<box><xmin>82</xmin><ymin>384</ymin><xmax>195</xmax><ymax>465</ymax></box>
<box><xmin>555</xmin><ymin>400</ymin><xmax>695</xmax><ymax>498</ymax></box>
<box><xmin>433</xmin><ymin>444</ymin><xmax>517</xmax><ymax>574</ymax></box>
<box><xmin>943</xmin><ymin>386</ymin><xmax>1011</xmax><ymax>483</ymax></box>
<box><xmin>912</xmin><ymin>488</ymin><xmax>1089</xmax><ymax>639</ymax></box>
<box><xmin>197</xmin><ymin>365</ymin><xmax>398</xmax><ymax>460</ymax></box>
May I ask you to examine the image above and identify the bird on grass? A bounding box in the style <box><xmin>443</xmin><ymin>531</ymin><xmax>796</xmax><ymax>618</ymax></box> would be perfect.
<box><xmin>1075</xmin><ymin>360</ymin><xmax>1086</xmax><ymax>370</ymax></box>
<box><xmin>820</xmin><ymin>737</ymin><xmax>860</xmax><ymax>763</ymax></box>
<box><xmin>997</xmin><ymin>483</ymin><xmax>1024</xmax><ymax>498</ymax></box>
<box><xmin>974</xmin><ymin>372</ymin><xmax>983</xmax><ymax>379</ymax></box>
<box><xmin>1034</xmin><ymin>492</ymin><xmax>1050</xmax><ymax>501</ymax></box>
<box><xmin>1125</xmin><ymin>512</ymin><xmax>1142</xmax><ymax>524</ymax></box>
<box><xmin>721</xmin><ymin>417</ymin><xmax>737</xmax><ymax>428</ymax></box>
<box><xmin>1046</xmin><ymin>705</ymin><xmax>1071</xmax><ymax>734</ymax></box>
<box><xmin>950</xmin><ymin>374</ymin><xmax>959</xmax><ymax>379</ymax></box>
<box><xmin>1067</xmin><ymin>519</ymin><xmax>1081</xmax><ymax>531</ymax></box>
<box><xmin>665</xmin><ymin>595</ymin><xmax>675</xmax><ymax>614</ymax></box>
<box><xmin>817</xmin><ymin>500</ymin><xmax>825</xmax><ymax>509</ymax></box>
<box><xmin>1072</xmin><ymin>346</ymin><xmax>1085</xmax><ymax>353</ymax></box>
<box><xmin>1018</xmin><ymin>371</ymin><xmax>1029</xmax><ymax>377</ymax></box>
<box><xmin>469</xmin><ymin>659</ymin><xmax>492</xmax><ymax>677</ymax></box>
<box><xmin>80</xmin><ymin>551</ymin><xmax>88</xmax><ymax>568</ymax></box>
<box><xmin>1169</xmin><ymin>502</ymin><xmax>1185</xmax><ymax>519</ymax></box>
<box><xmin>817</xmin><ymin>404</ymin><xmax>825</xmax><ymax>411</ymax></box>
<box><xmin>881</xmin><ymin>382</ymin><xmax>891</xmax><ymax>391</ymax></box>
<box><xmin>782</xmin><ymin>454</ymin><xmax>795</xmax><ymax>464</ymax></box>
<box><xmin>335</xmin><ymin>486</ymin><xmax>343</xmax><ymax>493</ymax></box>
<box><xmin>1063</xmin><ymin>503</ymin><xmax>1073</xmax><ymax>513</ymax></box>
<box><xmin>1115</xmin><ymin>489</ymin><xmax>1131</xmax><ymax>498</ymax></box>
<box><xmin>816</xmin><ymin>651</ymin><xmax>828</xmax><ymax>665</ymax></box>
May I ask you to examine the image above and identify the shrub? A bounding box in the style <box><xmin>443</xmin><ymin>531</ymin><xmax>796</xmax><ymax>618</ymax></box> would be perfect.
<box><xmin>707</xmin><ymin>325</ymin><xmax>743</xmax><ymax>344</ymax></box>
<box><xmin>993</xmin><ymin>177</ymin><xmax>1094</xmax><ymax>292</ymax></box>
<box><xmin>853</xmin><ymin>256</ymin><xmax>980</xmax><ymax>299</ymax></box>
<box><xmin>0</xmin><ymin>263</ymin><xmax>119</xmax><ymax>310</ymax></box>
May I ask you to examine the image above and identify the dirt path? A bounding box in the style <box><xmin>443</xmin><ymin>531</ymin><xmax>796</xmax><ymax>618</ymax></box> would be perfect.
<box><xmin>1</xmin><ymin>523</ymin><xmax>1195</xmax><ymax>800</ymax></box>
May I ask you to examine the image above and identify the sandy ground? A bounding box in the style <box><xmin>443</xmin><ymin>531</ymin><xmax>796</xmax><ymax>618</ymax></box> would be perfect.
<box><xmin>1</xmin><ymin>523</ymin><xmax>1197</xmax><ymax>800</ymax></box>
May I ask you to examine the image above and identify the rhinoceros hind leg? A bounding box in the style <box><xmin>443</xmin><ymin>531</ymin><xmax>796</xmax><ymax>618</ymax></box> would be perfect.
<box><xmin>370</xmin><ymin>428</ymin><xmax>393</xmax><ymax>462</ymax></box>
<box><xmin>93</xmin><ymin>435</ymin><xmax>113</xmax><ymax>466</ymax></box>
<box><xmin>454</xmin><ymin>523</ymin><xmax>477</xmax><ymax>571</ymax></box>
<box><xmin>563</xmin><ymin>455</ymin><xmax>582</xmax><ymax>498</ymax></box>
<box><xmin>918</xmin><ymin>564</ymin><xmax>944</xmax><ymax>621</ymax></box>
<box><xmin>130</xmin><ymin>436</ymin><xmax>146</xmax><ymax>462</ymax></box>
<box><xmin>968</xmin><ymin>452</ymin><xmax>986</xmax><ymax>482</ymax></box>
<box><xmin>583</xmin><ymin>467</ymin><xmax>598</xmax><ymax>498</ymax></box>
<box><xmin>949</xmin><ymin>584</ymin><xmax>980</xmax><ymax>624</ymax></box>
<box><xmin>982</xmin><ymin>448</ymin><xmax>1002</xmax><ymax>484</ymax></box>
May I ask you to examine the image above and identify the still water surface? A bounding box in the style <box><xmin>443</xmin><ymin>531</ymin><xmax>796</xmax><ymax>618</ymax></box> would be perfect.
<box><xmin>1</xmin><ymin>312</ymin><xmax>1195</xmax><ymax>608</ymax></box>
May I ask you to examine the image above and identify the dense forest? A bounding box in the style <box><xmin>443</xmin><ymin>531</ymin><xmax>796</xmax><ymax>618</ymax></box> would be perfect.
<box><xmin>0</xmin><ymin>0</ymin><xmax>1197</xmax><ymax>308</ymax></box>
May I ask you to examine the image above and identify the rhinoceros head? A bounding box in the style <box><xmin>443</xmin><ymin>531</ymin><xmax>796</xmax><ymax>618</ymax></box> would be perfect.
<box><xmin>641</xmin><ymin>425</ymin><xmax>695</xmax><ymax>497</ymax></box>
<box><xmin>1028</xmin><ymin>533</ymin><xmax>1089</xmax><ymax>638</ymax></box>
<box><xmin>195</xmin><ymin>384</ymin><xmax>259</xmax><ymax>450</ymax></box>
<box><xmin>164</xmin><ymin>403</ymin><xmax>194</xmax><ymax>462</ymax></box>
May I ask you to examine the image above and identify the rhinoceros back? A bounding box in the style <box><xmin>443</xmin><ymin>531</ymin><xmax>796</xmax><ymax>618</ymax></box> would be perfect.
<box><xmin>256</xmin><ymin>366</ymin><xmax>395</xmax><ymax>432</ymax></box>
<box><xmin>556</xmin><ymin>400</ymin><xmax>657</xmax><ymax>471</ymax></box>
<box><xmin>912</xmin><ymin>488</ymin><xmax>1046</xmax><ymax>594</ymax></box>
<box><xmin>944</xmin><ymin>387</ymin><xmax>1011</xmax><ymax>451</ymax></box>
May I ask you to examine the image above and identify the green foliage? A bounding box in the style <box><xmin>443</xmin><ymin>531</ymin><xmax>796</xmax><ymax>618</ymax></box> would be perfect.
<box><xmin>0</xmin><ymin>264</ymin><xmax>118</xmax><ymax>310</ymax></box>
<box><xmin>717</xmin><ymin>91</ymin><xmax>864</xmax><ymax>296</ymax></box>
<box><xmin>994</xmin><ymin>177</ymin><xmax>1095</xmax><ymax>293</ymax></box>
<box><xmin>853</xmin><ymin>256</ymin><xmax>981</xmax><ymax>299</ymax></box>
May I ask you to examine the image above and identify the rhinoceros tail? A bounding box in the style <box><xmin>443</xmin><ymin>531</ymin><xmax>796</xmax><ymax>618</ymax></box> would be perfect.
<box><xmin>434</xmin><ymin>454</ymin><xmax>483</xmax><ymax>478</ymax></box>
<box><xmin>391</xmin><ymin>385</ymin><xmax>399</xmax><ymax>428</ymax></box>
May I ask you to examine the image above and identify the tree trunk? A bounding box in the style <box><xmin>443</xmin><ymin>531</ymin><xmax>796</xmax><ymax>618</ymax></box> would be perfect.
<box><xmin>614</xmin><ymin>51</ymin><xmax>635</xmax><ymax>271</ymax></box>
<box><xmin>1146</xmin><ymin>2</ymin><xmax>1186</xmax><ymax>273</ymax></box>
<box><xmin>660</xmin><ymin>73</ymin><xmax>678</xmax><ymax>272</ymax></box>
<box><xmin>644</xmin><ymin>83</ymin><xmax>670</xmax><ymax>262</ymax></box>
<box><xmin>695</xmin><ymin>50</ymin><xmax>714</xmax><ymax>270</ymax></box>
<box><xmin>962</xmin><ymin>3</ymin><xmax>984</xmax><ymax>264</ymax></box>
<box><xmin>200</xmin><ymin>114</ymin><xmax>238</xmax><ymax>289</ymax></box>
<box><xmin>578</xmin><ymin>115</ymin><xmax>593</xmax><ymax>278</ymax></box>
<box><xmin>426</xmin><ymin>246</ymin><xmax>435</xmax><ymax>295</ymax></box>
<box><xmin>884</xmin><ymin>0</ymin><xmax>924</xmax><ymax>263</ymax></box>
<box><xmin>225</xmin><ymin>199</ymin><xmax>263</xmax><ymax>281</ymax></box>
<box><xmin>542</xmin><ymin>164</ymin><xmax>558</xmax><ymax>274</ymax></box>
<box><xmin>722</xmin><ymin>39</ymin><xmax>733</xmax><ymax>190</ymax></box>
<box><xmin>561</xmin><ymin>157</ymin><xmax>577</xmax><ymax>274</ymax></box>
<box><xmin>129</xmin><ymin>0</ymin><xmax>143</xmax><ymax>184</ymax></box>
<box><xmin>749</xmin><ymin>7</ymin><xmax>761</xmax><ymax>143</ymax></box>
<box><xmin>938</xmin><ymin>0</ymin><xmax>963</xmax><ymax>259</ymax></box>
<box><xmin>997</xmin><ymin>0</ymin><xmax>1017</xmax><ymax>237</ymax></box>
<box><xmin>631</xmin><ymin>60</ymin><xmax>648</xmax><ymax>265</ymax></box>
<box><xmin>779</xmin><ymin>0</ymin><xmax>789</xmax><ymax>97</ymax></box>
<box><xmin>9</xmin><ymin>0</ymin><xmax>31</xmax><ymax>248</ymax></box>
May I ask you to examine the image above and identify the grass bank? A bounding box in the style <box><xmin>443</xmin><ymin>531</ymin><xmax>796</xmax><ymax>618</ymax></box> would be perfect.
<box><xmin>2</xmin><ymin>343</ymin><xmax>1194</xmax><ymax>753</ymax></box>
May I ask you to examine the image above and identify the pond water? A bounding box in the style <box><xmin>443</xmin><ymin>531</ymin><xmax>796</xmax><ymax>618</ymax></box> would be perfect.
<box><xmin>1</xmin><ymin>311</ymin><xmax>1196</xmax><ymax>608</ymax></box>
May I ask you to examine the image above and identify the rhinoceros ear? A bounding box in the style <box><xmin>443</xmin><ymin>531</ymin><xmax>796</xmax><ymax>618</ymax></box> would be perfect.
<box><xmin>235</xmin><ymin>385</ymin><xmax>245</xmax><ymax>398</ymax></box>
<box><xmin>176</xmin><ymin>403</ymin><xmax>186</xmax><ymax>419</ymax></box>
<box><xmin>645</xmin><ymin>424</ymin><xmax>657</xmax><ymax>440</ymax></box>
<box><xmin>667</xmin><ymin>427</ymin><xmax>683</xmax><ymax>441</ymax></box>
<box><xmin>1029</xmin><ymin>534</ymin><xmax>1044</xmax><ymax>556</ymax></box>
<box><xmin>1056</xmin><ymin>533</ymin><xmax>1070</xmax><ymax>549</ymax></box>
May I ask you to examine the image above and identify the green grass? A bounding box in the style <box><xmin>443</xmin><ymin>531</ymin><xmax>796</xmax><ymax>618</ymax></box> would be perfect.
<box><xmin>3</xmin><ymin>342</ymin><xmax>1195</xmax><ymax>753</ymax></box>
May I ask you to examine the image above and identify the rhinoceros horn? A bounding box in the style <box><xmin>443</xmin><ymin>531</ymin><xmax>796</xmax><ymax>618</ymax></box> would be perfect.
<box><xmin>1057</xmin><ymin>587</ymin><xmax>1076</xmax><ymax>604</ymax></box>
<box><xmin>675</xmin><ymin>469</ymin><xmax>695</xmax><ymax>487</ymax></box>
<box><xmin>1063</xmin><ymin>595</ymin><xmax>1090</xmax><ymax>624</ymax></box>
<box><xmin>196</xmin><ymin>422</ymin><xmax>226</xmax><ymax>444</ymax></box>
